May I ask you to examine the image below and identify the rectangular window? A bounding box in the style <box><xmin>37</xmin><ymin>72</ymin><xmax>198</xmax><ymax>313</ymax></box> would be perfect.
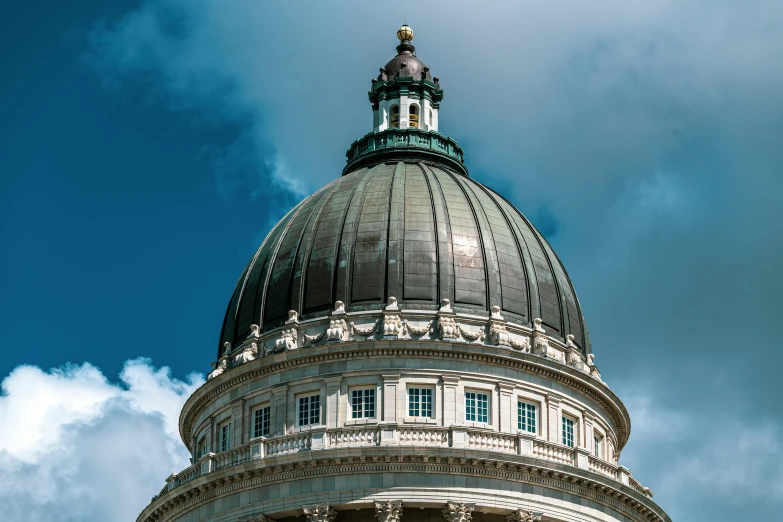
<box><xmin>253</xmin><ymin>405</ymin><xmax>271</xmax><ymax>438</ymax></box>
<box><xmin>351</xmin><ymin>388</ymin><xmax>376</xmax><ymax>419</ymax></box>
<box><xmin>408</xmin><ymin>388</ymin><xmax>434</xmax><ymax>417</ymax></box>
<box><xmin>220</xmin><ymin>422</ymin><xmax>232</xmax><ymax>452</ymax></box>
<box><xmin>465</xmin><ymin>391</ymin><xmax>489</xmax><ymax>423</ymax></box>
<box><xmin>562</xmin><ymin>416</ymin><xmax>575</xmax><ymax>447</ymax></box>
<box><xmin>594</xmin><ymin>434</ymin><xmax>603</xmax><ymax>458</ymax></box>
<box><xmin>517</xmin><ymin>401</ymin><xmax>537</xmax><ymax>433</ymax></box>
<box><xmin>298</xmin><ymin>394</ymin><xmax>321</xmax><ymax>427</ymax></box>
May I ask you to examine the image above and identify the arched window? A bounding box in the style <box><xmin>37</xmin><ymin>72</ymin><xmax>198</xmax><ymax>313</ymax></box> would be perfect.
<box><xmin>390</xmin><ymin>105</ymin><xmax>400</xmax><ymax>128</ymax></box>
<box><xmin>409</xmin><ymin>104</ymin><xmax>419</xmax><ymax>128</ymax></box>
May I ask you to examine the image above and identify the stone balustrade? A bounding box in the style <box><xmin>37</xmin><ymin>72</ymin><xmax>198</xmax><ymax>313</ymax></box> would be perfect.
<box><xmin>398</xmin><ymin>426</ymin><xmax>449</xmax><ymax>446</ymax></box>
<box><xmin>158</xmin><ymin>425</ymin><xmax>653</xmax><ymax>503</ymax></box>
<box><xmin>266</xmin><ymin>432</ymin><xmax>312</xmax><ymax>456</ymax></box>
<box><xmin>532</xmin><ymin>439</ymin><xmax>576</xmax><ymax>465</ymax></box>
<box><xmin>588</xmin><ymin>454</ymin><xmax>618</xmax><ymax>478</ymax></box>
<box><xmin>467</xmin><ymin>430</ymin><xmax>517</xmax><ymax>453</ymax></box>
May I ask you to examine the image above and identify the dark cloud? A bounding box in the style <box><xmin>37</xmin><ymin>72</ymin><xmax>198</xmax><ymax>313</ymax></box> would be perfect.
<box><xmin>87</xmin><ymin>1</ymin><xmax>783</xmax><ymax>520</ymax></box>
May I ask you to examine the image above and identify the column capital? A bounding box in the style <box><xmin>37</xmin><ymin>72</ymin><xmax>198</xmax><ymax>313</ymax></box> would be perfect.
<box><xmin>324</xmin><ymin>376</ymin><xmax>343</xmax><ymax>386</ymax></box>
<box><xmin>303</xmin><ymin>504</ymin><xmax>337</xmax><ymax>522</ymax></box>
<box><xmin>382</xmin><ymin>373</ymin><xmax>401</xmax><ymax>383</ymax></box>
<box><xmin>239</xmin><ymin>515</ymin><xmax>273</xmax><ymax>522</ymax></box>
<box><xmin>375</xmin><ymin>500</ymin><xmax>403</xmax><ymax>522</ymax></box>
<box><xmin>498</xmin><ymin>383</ymin><xmax>515</xmax><ymax>394</ymax></box>
<box><xmin>441</xmin><ymin>374</ymin><xmax>461</xmax><ymax>386</ymax></box>
<box><xmin>442</xmin><ymin>502</ymin><xmax>474</xmax><ymax>522</ymax></box>
<box><xmin>546</xmin><ymin>394</ymin><xmax>561</xmax><ymax>407</ymax></box>
<box><xmin>505</xmin><ymin>510</ymin><xmax>542</xmax><ymax>522</ymax></box>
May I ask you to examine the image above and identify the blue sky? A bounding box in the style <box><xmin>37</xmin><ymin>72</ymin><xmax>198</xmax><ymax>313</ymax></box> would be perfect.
<box><xmin>1</xmin><ymin>1</ymin><xmax>782</xmax><ymax>521</ymax></box>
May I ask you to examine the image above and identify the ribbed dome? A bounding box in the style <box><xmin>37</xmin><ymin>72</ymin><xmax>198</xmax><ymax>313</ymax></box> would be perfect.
<box><xmin>218</xmin><ymin>161</ymin><xmax>591</xmax><ymax>358</ymax></box>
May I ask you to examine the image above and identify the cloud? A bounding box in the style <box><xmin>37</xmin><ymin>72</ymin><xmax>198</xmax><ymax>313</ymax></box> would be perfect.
<box><xmin>0</xmin><ymin>359</ymin><xmax>202</xmax><ymax>522</ymax></box>
<box><xmin>82</xmin><ymin>2</ymin><xmax>783</xmax><ymax>521</ymax></box>
<box><xmin>619</xmin><ymin>382</ymin><xmax>783</xmax><ymax>521</ymax></box>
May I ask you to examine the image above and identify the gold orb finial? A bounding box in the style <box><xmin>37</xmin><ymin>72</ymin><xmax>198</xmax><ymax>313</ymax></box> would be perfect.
<box><xmin>397</xmin><ymin>24</ymin><xmax>414</xmax><ymax>42</ymax></box>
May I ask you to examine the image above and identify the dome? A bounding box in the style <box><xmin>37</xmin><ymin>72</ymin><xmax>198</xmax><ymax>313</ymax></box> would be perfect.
<box><xmin>218</xmin><ymin>160</ymin><xmax>591</xmax><ymax>358</ymax></box>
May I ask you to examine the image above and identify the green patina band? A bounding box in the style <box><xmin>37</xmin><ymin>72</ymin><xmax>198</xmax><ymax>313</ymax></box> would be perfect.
<box><xmin>343</xmin><ymin>128</ymin><xmax>467</xmax><ymax>176</ymax></box>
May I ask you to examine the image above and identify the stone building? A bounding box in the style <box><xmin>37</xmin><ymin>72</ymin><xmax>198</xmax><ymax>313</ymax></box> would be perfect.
<box><xmin>137</xmin><ymin>25</ymin><xmax>671</xmax><ymax>522</ymax></box>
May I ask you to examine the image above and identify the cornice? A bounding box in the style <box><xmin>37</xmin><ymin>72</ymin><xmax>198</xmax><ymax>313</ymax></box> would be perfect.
<box><xmin>137</xmin><ymin>449</ymin><xmax>667</xmax><ymax>522</ymax></box>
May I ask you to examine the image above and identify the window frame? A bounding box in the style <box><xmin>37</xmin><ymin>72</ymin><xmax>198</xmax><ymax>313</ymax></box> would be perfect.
<box><xmin>349</xmin><ymin>387</ymin><xmax>376</xmax><ymax>420</ymax></box>
<box><xmin>465</xmin><ymin>390</ymin><xmax>490</xmax><ymax>424</ymax></box>
<box><xmin>561</xmin><ymin>415</ymin><xmax>575</xmax><ymax>448</ymax></box>
<box><xmin>252</xmin><ymin>404</ymin><xmax>271</xmax><ymax>439</ymax></box>
<box><xmin>593</xmin><ymin>432</ymin><xmax>604</xmax><ymax>459</ymax></box>
<box><xmin>407</xmin><ymin>386</ymin><xmax>435</xmax><ymax>418</ymax></box>
<box><xmin>517</xmin><ymin>400</ymin><xmax>538</xmax><ymax>434</ymax></box>
<box><xmin>219</xmin><ymin>421</ymin><xmax>232</xmax><ymax>452</ymax></box>
<box><xmin>296</xmin><ymin>392</ymin><xmax>321</xmax><ymax>428</ymax></box>
<box><xmin>390</xmin><ymin>104</ymin><xmax>400</xmax><ymax>128</ymax></box>
<box><xmin>196</xmin><ymin>435</ymin><xmax>207</xmax><ymax>459</ymax></box>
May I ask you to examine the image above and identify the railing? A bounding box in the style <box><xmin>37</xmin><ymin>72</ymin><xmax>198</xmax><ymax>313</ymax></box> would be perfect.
<box><xmin>158</xmin><ymin>425</ymin><xmax>653</xmax><ymax>501</ymax></box>
<box><xmin>398</xmin><ymin>426</ymin><xmax>449</xmax><ymax>446</ymax></box>
<box><xmin>176</xmin><ymin>462</ymin><xmax>201</xmax><ymax>486</ymax></box>
<box><xmin>328</xmin><ymin>427</ymin><xmax>380</xmax><ymax>448</ymax></box>
<box><xmin>588</xmin><ymin>455</ymin><xmax>618</xmax><ymax>478</ymax></box>
<box><xmin>344</xmin><ymin>129</ymin><xmax>467</xmax><ymax>175</ymax></box>
<box><xmin>467</xmin><ymin>429</ymin><xmax>516</xmax><ymax>453</ymax></box>
<box><xmin>533</xmin><ymin>440</ymin><xmax>575</xmax><ymax>465</ymax></box>
<box><xmin>214</xmin><ymin>443</ymin><xmax>253</xmax><ymax>470</ymax></box>
<box><xmin>629</xmin><ymin>475</ymin><xmax>654</xmax><ymax>498</ymax></box>
<box><xmin>266</xmin><ymin>432</ymin><xmax>312</xmax><ymax>456</ymax></box>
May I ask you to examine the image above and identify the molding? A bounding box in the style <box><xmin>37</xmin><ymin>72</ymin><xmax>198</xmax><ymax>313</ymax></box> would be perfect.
<box><xmin>136</xmin><ymin>450</ymin><xmax>668</xmax><ymax>522</ymax></box>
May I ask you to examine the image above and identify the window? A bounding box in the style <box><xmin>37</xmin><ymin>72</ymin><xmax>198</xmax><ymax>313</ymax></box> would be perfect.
<box><xmin>253</xmin><ymin>405</ymin><xmax>271</xmax><ymax>438</ymax></box>
<box><xmin>562</xmin><ymin>416</ymin><xmax>575</xmax><ymax>447</ymax></box>
<box><xmin>517</xmin><ymin>401</ymin><xmax>537</xmax><ymax>433</ymax></box>
<box><xmin>408</xmin><ymin>387</ymin><xmax>433</xmax><ymax>417</ymax></box>
<box><xmin>196</xmin><ymin>436</ymin><xmax>207</xmax><ymax>459</ymax></box>
<box><xmin>594</xmin><ymin>434</ymin><xmax>603</xmax><ymax>458</ymax></box>
<box><xmin>298</xmin><ymin>393</ymin><xmax>321</xmax><ymax>427</ymax></box>
<box><xmin>465</xmin><ymin>391</ymin><xmax>489</xmax><ymax>423</ymax></box>
<box><xmin>409</xmin><ymin>104</ymin><xmax>419</xmax><ymax>128</ymax></box>
<box><xmin>220</xmin><ymin>422</ymin><xmax>232</xmax><ymax>452</ymax></box>
<box><xmin>351</xmin><ymin>388</ymin><xmax>376</xmax><ymax>419</ymax></box>
<box><xmin>390</xmin><ymin>105</ymin><xmax>400</xmax><ymax>128</ymax></box>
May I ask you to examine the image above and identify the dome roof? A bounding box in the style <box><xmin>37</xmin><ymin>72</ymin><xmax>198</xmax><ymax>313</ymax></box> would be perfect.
<box><xmin>382</xmin><ymin>53</ymin><xmax>432</xmax><ymax>81</ymax></box>
<box><xmin>218</xmin><ymin>160</ymin><xmax>591</xmax><ymax>358</ymax></box>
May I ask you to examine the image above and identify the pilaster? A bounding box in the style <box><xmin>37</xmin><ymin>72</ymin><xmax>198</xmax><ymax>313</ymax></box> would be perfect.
<box><xmin>324</xmin><ymin>376</ymin><xmax>343</xmax><ymax>429</ymax></box>
<box><xmin>272</xmin><ymin>385</ymin><xmax>289</xmax><ymax>436</ymax></box>
<box><xmin>499</xmin><ymin>383</ymin><xmax>514</xmax><ymax>433</ymax></box>
<box><xmin>442</xmin><ymin>375</ymin><xmax>460</xmax><ymax>427</ymax></box>
<box><xmin>382</xmin><ymin>374</ymin><xmax>401</xmax><ymax>423</ymax></box>
<box><xmin>546</xmin><ymin>394</ymin><xmax>561</xmax><ymax>443</ymax></box>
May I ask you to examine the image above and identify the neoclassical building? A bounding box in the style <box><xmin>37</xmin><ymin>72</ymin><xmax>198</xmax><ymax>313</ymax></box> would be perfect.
<box><xmin>137</xmin><ymin>26</ymin><xmax>671</xmax><ymax>522</ymax></box>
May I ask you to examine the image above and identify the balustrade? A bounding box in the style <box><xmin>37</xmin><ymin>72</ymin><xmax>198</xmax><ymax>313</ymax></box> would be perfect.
<box><xmin>466</xmin><ymin>429</ymin><xmax>516</xmax><ymax>453</ymax></box>
<box><xmin>328</xmin><ymin>427</ymin><xmax>380</xmax><ymax>448</ymax></box>
<box><xmin>588</xmin><ymin>455</ymin><xmax>618</xmax><ymax>478</ymax></box>
<box><xmin>398</xmin><ymin>426</ymin><xmax>449</xmax><ymax>446</ymax></box>
<box><xmin>160</xmin><ymin>425</ymin><xmax>653</xmax><ymax>498</ymax></box>
<box><xmin>532</xmin><ymin>440</ymin><xmax>575</xmax><ymax>465</ymax></box>
<box><xmin>266</xmin><ymin>432</ymin><xmax>312</xmax><ymax>456</ymax></box>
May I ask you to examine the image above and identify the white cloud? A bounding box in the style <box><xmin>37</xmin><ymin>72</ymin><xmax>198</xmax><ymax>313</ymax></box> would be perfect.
<box><xmin>0</xmin><ymin>359</ymin><xmax>202</xmax><ymax>522</ymax></box>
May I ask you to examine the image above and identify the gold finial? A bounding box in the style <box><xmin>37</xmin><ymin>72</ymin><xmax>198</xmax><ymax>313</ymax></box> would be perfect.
<box><xmin>397</xmin><ymin>24</ymin><xmax>414</xmax><ymax>42</ymax></box>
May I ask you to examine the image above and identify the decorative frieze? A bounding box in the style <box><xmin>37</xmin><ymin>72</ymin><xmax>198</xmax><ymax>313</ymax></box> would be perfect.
<box><xmin>303</xmin><ymin>504</ymin><xmax>337</xmax><ymax>522</ymax></box>
<box><xmin>442</xmin><ymin>502</ymin><xmax>474</xmax><ymax>522</ymax></box>
<box><xmin>375</xmin><ymin>500</ymin><xmax>403</xmax><ymax>522</ymax></box>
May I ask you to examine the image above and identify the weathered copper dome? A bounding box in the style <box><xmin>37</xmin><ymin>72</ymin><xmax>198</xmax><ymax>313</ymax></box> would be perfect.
<box><xmin>218</xmin><ymin>160</ymin><xmax>591</xmax><ymax>358</ymax></box>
